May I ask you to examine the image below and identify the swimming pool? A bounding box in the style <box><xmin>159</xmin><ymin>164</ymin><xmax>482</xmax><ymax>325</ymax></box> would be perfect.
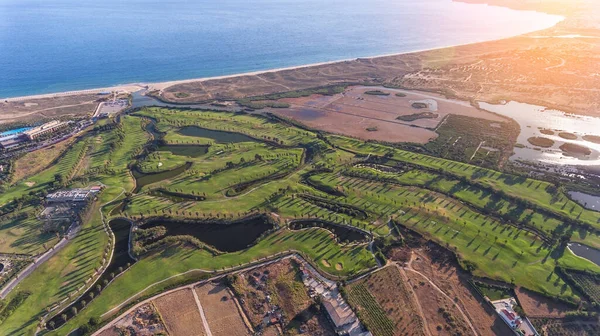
<box><xmin>0</xmin><ymin>127</ymin><xmax>32</xmax><ymax>137</ymax></box>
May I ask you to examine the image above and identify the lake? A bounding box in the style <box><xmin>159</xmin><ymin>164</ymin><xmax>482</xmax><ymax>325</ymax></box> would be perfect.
<box><xmin>140</xmin><ymin>216</ymin><xmax>274</xmax><ymax>252</ymax></box>
<box><xmin>0</xmin><ymin>0</ymin><xmax>562</xmax><ymax>98</ymax></box>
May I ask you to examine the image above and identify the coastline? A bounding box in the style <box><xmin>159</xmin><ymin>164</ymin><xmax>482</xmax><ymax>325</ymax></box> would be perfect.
<box><xmin>3</xmin><ymin>10</ymin><xmax>563</xmax><ymax>102</ymax></box>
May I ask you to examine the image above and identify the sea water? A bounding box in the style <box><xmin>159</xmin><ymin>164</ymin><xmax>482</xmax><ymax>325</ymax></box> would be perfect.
<box><xmin>0</xmin><ymin>0</ymin><xmax>562</xmax><ymax>98</ymax></box>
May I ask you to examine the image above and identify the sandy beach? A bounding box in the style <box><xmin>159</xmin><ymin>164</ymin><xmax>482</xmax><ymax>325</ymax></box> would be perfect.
<box><xmin>1</xmin><ymin>28</ymin><xmax>561</xmax><ymax>103</ymax></box>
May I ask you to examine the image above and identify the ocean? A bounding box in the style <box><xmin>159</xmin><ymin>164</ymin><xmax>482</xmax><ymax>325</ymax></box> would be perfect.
<box><xmin>0</xmin><ymin>0</ymin><xmax>562</xmax><ymax>98</ymax></box>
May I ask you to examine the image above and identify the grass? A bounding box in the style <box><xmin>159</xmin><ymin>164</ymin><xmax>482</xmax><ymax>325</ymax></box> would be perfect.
<box><xmin>3</xmin><ymin>106</ymin><xmax>600</xmax><ymax>335</ymax></box>
<box><xmin>11</xmin><ymin>138</ymin><xmax>74</xmax><ymax>183</ymax></box>
<box><xmin>328</xmin><ymin>135</ymin><xmax>600</xmax><ymax>231</ymax></box>
<box><xmin>0</xmin><ymin>207</ymin><xmax>58</xmax><ymax>255</ymax></box>
<box><xmin>48</xmin><ymin>228</ymin><xmax>375</xmax><ymax>334</ymax></box>
<box><xmin>0</xmin><ymin>203</ymin><xmax>108</xmax><ymax>336</ymax></box>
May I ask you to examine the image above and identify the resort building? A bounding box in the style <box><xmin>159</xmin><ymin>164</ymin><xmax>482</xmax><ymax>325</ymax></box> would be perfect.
<box><xmin>0</xmin><ymin>134</ymin><xmax>25</xmax><ymax>149</ymax></box>
<box><xmin>22</xmin><ymin>121</ymin><xmax>68</xmax><ymax>140</ymax></box>
<box><xmin>491</xmin><ymin>297</ymin><xmax>538</xmax><ymax>336</ymax></box>
<box><xmin>46</xmin><ymin>188</ymin><xmax>94</xmax><ymax>204</ymax></box>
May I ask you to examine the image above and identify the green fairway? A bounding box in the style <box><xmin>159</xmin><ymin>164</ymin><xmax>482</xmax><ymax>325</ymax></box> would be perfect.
<box><xmin>1</xmin><ymin>106</ymin><xmax>599</xmax><ymax>335</ymax></box>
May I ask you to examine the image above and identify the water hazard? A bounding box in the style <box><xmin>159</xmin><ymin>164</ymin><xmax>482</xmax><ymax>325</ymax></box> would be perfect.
<box><xmin>569</xmin><ymin>243</ymin><xmax>600</xmax><ymax>267</ymax></box>
<box><xmin>289</xmin><ymin>220</ymin><xmax>370</xmax><ymax>243</ymax></box>
<box><xmin>132</xmin><ymin>162</ymin><xmax>192</xmax><ymax>193</ymax></box>
<box><xmin>568</xmin><ymin>191</ymin><xmax>600</xmax><ymax>212</ymax></box>
<box><xmin>140</xmin><ymin>216</ymin><xmax>274</xmax><ymax>252</ymax></box>
<box><xmin>178</xmin><ymin>126</ymin><xmax>256</xmax><ymax>143</ymax></box>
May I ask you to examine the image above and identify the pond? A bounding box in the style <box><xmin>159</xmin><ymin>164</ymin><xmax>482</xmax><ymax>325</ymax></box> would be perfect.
<box><xmin>157</xmin><ymin>144</ymin><xmax>209</xmax><ymax>158</ymax></box>
<box><xmin>479</xmin><ymin>101</ymin><xmax>600</xmax><ymax>166</ymax></box>
<box><xmin>47</xmin><ymin>218</ymin><xmax>135</xmax><ymax>330</ymax></box>
<box><xmin>132</xmin><ymin>162</ymin><xmax>192</xmax><ymax>193</ymax></box>
<box><xmin>178</xmin><ymin>126</ymin><xmax>256</xmax><ymax>144</ymax></box>
<box><xmin>289</xmin><ymin>220</ymin><xmax>370</xmax><ymax>244</ymax></box>
<box><xmin>568</xmin><ymin>191</ymin><xmax>600</xmax><ymax>211</ymax></box>
<box><xmin>140</xmin><ymin>216</ymin><xmax>274</xmax><ymax>252</ymax></box>
<box><xmin>568</xmin><ymin>243</ymin><xmax>600</xmax><ymax>267</ymax></box>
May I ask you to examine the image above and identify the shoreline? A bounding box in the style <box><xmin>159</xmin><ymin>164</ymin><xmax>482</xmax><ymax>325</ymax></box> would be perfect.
<box><xmin>3</xmin><ymin>12</ymin><xmax>563</xmax><ymax>102</ymax></box>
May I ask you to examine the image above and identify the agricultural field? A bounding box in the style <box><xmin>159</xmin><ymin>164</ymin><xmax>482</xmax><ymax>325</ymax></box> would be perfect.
<box><xmin>0</xmin><ymin>104</ymin><xmax>598</xmax><ymax>336</ymax></box>
<box><xmin>195</xmin><ymin>283</ymin><xmax>251</xmax><ymax>336</ymax></box>
<box><xmin>531</xmin><ymin>318</ymin><xmax>600</xmax><ymax>336</ymax></box>
<box><xmin>407</xmin><ymin>246</ymin><xmax>511</xmax><ymax>336</ymax></box>
<box><xmin>347</xmin><ymin>266</ymin><xmax>426</xmax><ymax>336</ymax></box>
<box><xmin>153</xmin><ymin>288</ymin><xmax>206</xmax><ymax>336</ymax></box>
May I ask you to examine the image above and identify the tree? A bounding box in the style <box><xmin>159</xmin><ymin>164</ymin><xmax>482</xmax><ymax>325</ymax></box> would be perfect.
<box><xmin>54</xmin><ymin>174</ymin><xmax>64</xmax><ymax>185</ymax></box>
<box><xmin>61</xmin><ymin>313</ymin><xmax>67</xmax><ymax>322</ymax></box>
<box><xmin>48</xmin><ymin>321</ymin><xmax>55</xmax><ymax>329</ymax></box>
<box><xmin>71</xmin><ymin>307</ymin><xmax>78</xmax><ymax>316</ymax></box>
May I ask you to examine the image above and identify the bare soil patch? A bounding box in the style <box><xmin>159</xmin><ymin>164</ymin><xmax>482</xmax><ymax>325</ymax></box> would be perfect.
<box><xmin>404</xmin><ymin>270</ymin><xmax>471</xmax><ymax>336</ymax></box>
<box><xmin>153</xmin><ymin>288</ymin><xmax>206</xmax><ymax>336</ymax></box>
<box><xmin>410</xmin><ymin>247</ymin><xmax>511</xmax><ymax>336</ymax></box>
<box><xmin>196</xmin><ymin>283</ymin><xmax>251</xmax><ymax>336</ymax></box>
<box><xmin>0</xmin><ymin>94</ymin><xmax>101</xmax><ymax>124</ymax></box>
<box><xmin>111</xmin><ymin>303</ymin><xmax>167</xmax><ymax>336</ymax></box>
<box><xmin>353</xmin><ymin>266</ymin><xmax>426</xmax><ymax>336</ymax></box>
<box><xmin>540</xmin><ymin>129</ymin><xmax>555</xmax><ymax>135</ymax></box>
<box><xmin>515</xmin><ymin>287</ymin><xmax>573</xmax><ymax>318</ymax></box>
<box><xmin>271</xmin><ymin>86</ymin><xmax>505</xmax><ymax>144</ymax></box>
<box><xmin>230</xmin><ymin>259</ymin><xmax>333</xmax><ymax>335</ymax></box>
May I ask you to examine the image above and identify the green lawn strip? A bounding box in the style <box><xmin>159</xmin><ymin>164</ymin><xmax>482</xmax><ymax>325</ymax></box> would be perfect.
<box><xmin>0</xmin><ymin>206</ymin><xmax>58</xmax><ymax>255</ymax></box>
<box><xmin>48</xmin><ymin>228</ymin><xmax>376</xmax><ymax>334</ymax></box>
<box><xmin>0</xmin><ymin>205</ymin><xmax>108</xmax><ymax>336</ymax></box>
<box><xmin>135</xmin><ymin>108</ymin><xmax>317</xmax><ymax>146</ymax></box>
<box><xmin>306</xmin><ymin>170</ymin><xmax>599</xmax><ymax>301</ymax></box>
<box><xmin>328</xmin><ymin>135</ymin><xmax>600</xmax><ymax>231</ymax></box>
<box><xmin>110</xmin><ymin>116</ymin><xmax>151</xmax><ymax>170</ymax></box>
<box><xmin>345</xmin><ymin>165</ymin><xmax>600</xmax><ymax>249</ymax></box>
<box><xmin>0</xmin><ymin>136</ymin><xmax>91</xmax><ymax>205</ymax></box>
<box><xmin>396</xmin><ymin>199</ymin><xmax>598</xmax><ymax>302</ymax></box>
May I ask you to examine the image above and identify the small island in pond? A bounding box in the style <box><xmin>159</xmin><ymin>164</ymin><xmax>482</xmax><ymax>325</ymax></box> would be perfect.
<box><xmin>560</xmin><ymin>143</ymin><xmax>592</xmax><ymax>156</ymax></box>
<box><xmin>583</xmin><ymin>134</ymin><xmax>600</xmax><ymax>144</ymax></box>
<box><xmin>527</xmin><ymin>137</ymin><xmax>555</xmax><ymax>148</ymax></box>
<box><xmin>558</xmin><ymin>132</ymin><xmax>578</xmax><ymax>140</ymax></box>
<box><xmin>397</xmin><ymin>112</ymin><xmax>439</xmax><ymax>122</ymax></box>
